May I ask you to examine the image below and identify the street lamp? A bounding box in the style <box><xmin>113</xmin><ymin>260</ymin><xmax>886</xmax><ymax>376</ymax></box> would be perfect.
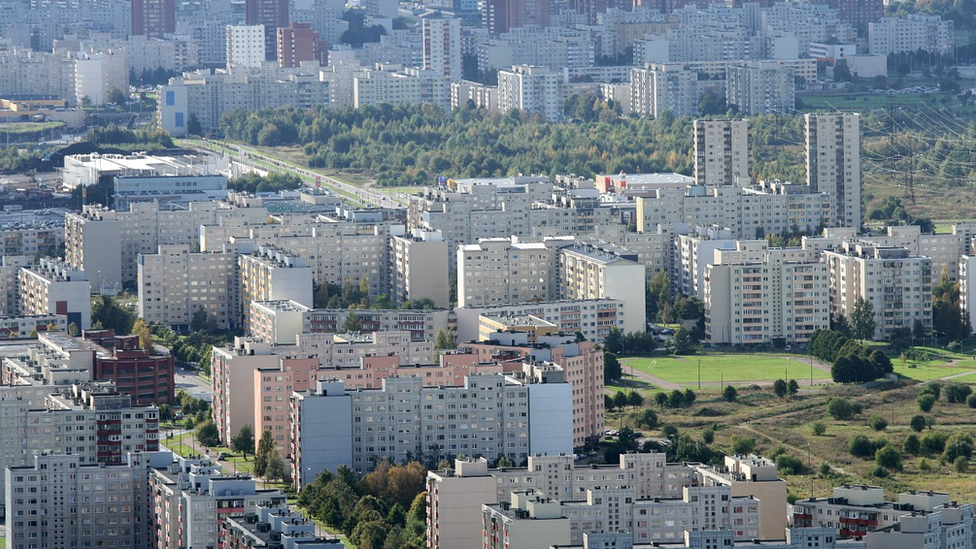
<box><xmin>698</xmin><ymin>358</ymin><xmax>702</xmax><ymax>389</ymax></box>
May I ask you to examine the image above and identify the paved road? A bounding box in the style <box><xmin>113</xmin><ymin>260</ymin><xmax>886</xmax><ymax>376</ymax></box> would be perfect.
<box><xmin>175</xmin><ymin>365</ymin><xmax>212</xmax><ymax>402</ymax></box>
<box><xmin>179</xmin><ymin>139</ymin><xmax>404</xmax><ymax>209</ymax></box>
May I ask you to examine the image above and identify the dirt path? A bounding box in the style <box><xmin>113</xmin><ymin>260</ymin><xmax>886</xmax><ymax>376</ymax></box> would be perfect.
<box><xmin>738</xmin><ymin>424</ymin><xmax>849</xmax><ymax>476</ymax></box>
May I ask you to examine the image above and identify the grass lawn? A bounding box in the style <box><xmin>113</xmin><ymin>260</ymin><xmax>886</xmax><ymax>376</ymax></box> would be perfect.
<box><xmin>623</xmin><ymin>354</ymin><xmax>830</xmax><ymax>385</ymax></box>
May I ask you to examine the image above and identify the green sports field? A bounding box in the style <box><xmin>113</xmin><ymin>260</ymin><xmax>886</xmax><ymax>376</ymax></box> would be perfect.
<box><xmin>623</xmin><ymin>354</ymin><xmax>831</xmax><ymax>385</ymax></box>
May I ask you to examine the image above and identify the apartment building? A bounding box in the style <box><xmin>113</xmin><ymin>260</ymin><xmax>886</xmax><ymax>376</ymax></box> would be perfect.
<box><xmin>0</xmin><ymin>256</ymin><xmax>32</xmax><ymax>316</ymax></box>
<box><xmin>458</xmin><ymin>335</ymin><xmax>605</xmax><ymax>448</ymax></box>
<box><xmin>705</xmin><ymin>241</ymin><xmax>830</xmax><ymax>345</ymax></box>
<box><xmin>823</xmin><ymin>243</ymin><xmax>932</xmax><ymax>340</ymax></box>
<box><xmin>457</xmin><ymin>236</ymin><xmax>572</xmax><ymax>308</ymax></box>
<box><xmin>693</xmin><ymin>119</ymin><xmax>749</xmax><ymax>186</ymax></box>
<box><xmin>483</xmin><ymin>491</ymin><xmax>572</xmax><ymax>549</ymax></box>
<box><xmin>497</xmin><ymin>65</ymin><xmax>563</xmax><ymax>122</ymax></box>
<box><xmin>725</xmin><ymin>61</ymin><xmax>794</xmax><ymax>115</ymax></box>
<box><xmin>66</xmin><ymin>201</ymin><xmax>224</xmax><ymax>286</ymax></box>
<box><xmin>455</xmin><ymin>299</ymin><xmax>629</xmax><ymax>343</ymax></box>
<box><xmin>238</xmin><ymin>246</ymin><xmax>313</xmax><ymax>330</ymax></box>
<box><xmin>221</xmin><ymin>505</ymin><xmax>344</xmax><ymax>549</ymax></box>
<box><xmin>290</xmin><ymin>374</ymin><xmax>573</xmax><ymax>477</ymax></box>
<box><xmin>0</xmin><ymin>382</ymin><xmax>159</xmax><ymax>516</ymax></box>
<box><xmin>630</xmin><ymin>63</ymin><xmax>698</xmax><ymax>118</ymax></box>
<box><xmin>18</xmin><ymin>257</ymin><xmax>91</xmax><ymax>330</ymax></box>
<box><xmin>805</xmin><ymin>113</ymin><xmax>862</xmax><ymax>230</ymax></box>
<box><xmin>158</xmin><ymin>68</ymin><xmax>330</xmax><ymax>135</ymax></box>
<box><xmin>635</xmin><ymin>184</ymin><xmax>832</xmax><ymax>241</ymax></box>
<box><xmin>389</xmin><ymin>229</ymin><xmax>450</xmax><ymax>308</ymax></box>
<box><xmin>0</xmin><ymin>314</ymin><xmax>65</xmax><ymax>337</ymax></box>
<box><xmin>962</xmin><ymin>255</ymin><xmax>976</xmax><ymax>332</ymax></box>
<box><xmin>422</xmin><ymin>17</ymin><xmax>462</xmax><ymax>81</ymax></box>
<box><xmin>0</xmin><ymin>224</ymin><xmax>63</xmax><ymax>260</ymax></box>
<box><xmin>150</xmin><ymin>457</ymin><xmax>287</xmax><ymax>549</ymax></box>
<box><xmin>276</xmin><ymin>22</ymin><xmax>328</xmax><ymax>68</ymax></box>
<box><xmin>868</xmin><ymin>15</ymin><xmax>953</xmax><ymax>57</ymax></box>
<box><xmin>790</xmin><ymin>485</ymin><xmax>969</xmax><ymax>541</ymax></box>
<box><xmin>211</xmin><ymin>338</ymin><xmax>281</xmax><ymax>446</ymax></box>
<box><xmin>428</xmin><ymin>452</ymin><xmax>786</xmax><ymax>549</ymax></box>
<box><xmin>131</xmin><ymin>0</ymin><xmax>175</xmax><ymax>37</ymax></box>
<box><xmin>138</xmin><ymin>244</ymin><xmax>240</xmax><ymax>331</ymax></box>
<box><xmin>84</xmin><ymin>330</ymin><xmax>175</xmax><ymax>406</ymax></box>
<box><xmin>5</xmin><ymin>451</ymin><xmax>172</xmax><ymax>549</ymax></box>
<box><xmin>407</xmin><ymin>175</ymin><xmax>554</xmax><ymax>253</ymax></box>
<box><xmin>258</xmin><ymin>220</ymin><xmax>392</xmax><ymax>298</ymax></box>
<box><xmin>559</xmin><ymin>245</ymin><xmax>647</xmax><ymax>333</ymax></box>
<box><xmin>291</xmin><ymin>305</ymin><xmax>448</xmax><ymax>343</ymax></box>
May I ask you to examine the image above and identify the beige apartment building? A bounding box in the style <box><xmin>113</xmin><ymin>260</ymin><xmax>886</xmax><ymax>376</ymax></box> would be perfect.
<box><xmin>457</xmin><ymin>236</ymin><xmax>571</xmax><ymax>308</ymax></box>
<box><xmin>238</xmin><ymin>246</ymin><xmax>313</xmax><ymax>330</ymax></box>
<box><xmin>559</xmin><ymin>245</ymin><xmax>646</xmax><ymax>334</ymax></box>
<box><xmin>823</xmin><ymin>242</ymin><xmax>932</xmax><ymax>340</ymax></box>
<box><xmin>137</xmin><ymin>244</ymin><xmax>239</xmax><ymax>330</ymax></box>
<box><xmin>705</xmin><ymin>241</ymin><xmax>830</xmax><ymax>345</ymax></box>
<box><xmin>630</xmin><ymin>63</ymin><xmax>698</xmax><ymax>118</ymax></box>
<box><xmin>390</xmin><ymin>229</ymin><xmax>450</xmax><ymax>308</ymax></box>
<box><xmin>18</xmin><ymin>257</ymin><xmax>91</xmax><ymax>330</ymax></box>
<box><xmin>66</xmin><ymin>202</ymin><xmax>224</xmax><ymax>287</ymax></box>
<box><xmin>693</xmin><ymin>119</ymin><xmax>749</xmax><ymax>186</ymax></box>
<box><xmin>805</xmin><ymin>113</ymin><xmax>862</xmax><ymax>230</ymax></box>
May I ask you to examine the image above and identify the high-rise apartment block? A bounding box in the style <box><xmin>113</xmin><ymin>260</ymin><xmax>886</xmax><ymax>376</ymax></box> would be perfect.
<box><xmin>290</xmin><ymin>373</ymin><xmax>573</xmax><ymax>478</ymax></box>
<box><xmin>238</xmin><ymin>246</ymin><xmax>314</xmax><ymax>330</ymax></box>
<box><xmin>693</xmin><ymin>119</ymin><xmax>750</xmax><ymax>186</ymax></box>
<box><xmin>805</xmin><ymin>113</ymin><xmax>862</xmax><ymax>230</ymax></box>
<box><xmin>869</xmin><ymin>15</ymin><xmax>953</xmax><ymax>57</ymax></box>
<box><xmin>276</xmin><ymin>22</ymin><xmax>328</xmax><ymax>68</ymax></box>
<box><xmin>18</xmin><ymin>257</ymin><xmax>91</xmax><ymax>330</ymax></box>
<box><xmin>822</xmin><ymin>0</ymin><xmax>883</xmax><ymax>26</ymax></box>
<box><xmin>245</xmin><ymin>0</ymin><xmax>289</xmax><ymax>61</ymax></box>
<box><xmin>630</xmin><ymin>63</ymin><xmax>698</xmax><ymax>118</ymax></box>
<box><xmin>483</xmin><ymin>0</ymin><xmax>550</xmax><ymax>34</ymax></box>
<box><xmin>422</xmin><ymin>17</ymin><xmax>463</xmax><ymax>81</ymax></box>
<box><xmin>138</xmin><ymin>244</ymin><xmax>239</xmax><ymax>331</ymax></box>
<box><xmin>390</xmin><ymin>229</ymin><xmax>450</xmax><ymax>308</ymax></box>
<box><xmin>227</xmin><ymin>24</ymin><xmax>267</xmax><ymax>68</ymax></box>
<box><xmin>457</xmin><ymin>236</ymin><xmax>568</xmax><ymax>308</ymax></box>
<box><xmin>558</xmin><ymin>245</ymin><xmax>646</xmax><ymax>333</ymax></box>
<box><xmin>131</xmin><ymin>0</ymin><xmax>175</xmax><ymax>37</ymax></box>
<box><xmin>705</xmin><ymin>241</ymin><xmax>829</xmax><ymax>346</ymax></box>
<box><xmin>6</xmin><ymin>451</ymin><xmax>172</xmax><ymax>549</ymax></box>
<box><xmin>823</xmin><ymin>242</ymin><xmax>932</xmax><ymax>340</ymax></box>
<box><xmin>497</xmin><ymin>65</ymin><xmax>563</xmax><ymax>123</ymax></box>
<box><xmin>725</xmin><ymin>61</ymin><xmax>795</xmax><ymax>115</ymax></box>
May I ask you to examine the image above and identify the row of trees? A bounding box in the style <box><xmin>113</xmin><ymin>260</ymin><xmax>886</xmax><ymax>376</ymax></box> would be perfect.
<box><xmin>298</xmin><ymin>460</ymin><xmax>427</xmax><ymax>549</ymax></box>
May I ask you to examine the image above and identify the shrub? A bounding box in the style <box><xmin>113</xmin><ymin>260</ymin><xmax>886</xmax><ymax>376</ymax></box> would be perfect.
<box><xmin>919</xmin><ymin>458</ymin><xmax>932</xmax><ymax>472</ymax></box>
<box><xmin>923</xmin><ymin>383</ymin><xmax>942</xmax><ymax>400</ymax></box>
<box><xmin>723</xmin><ymin>385</ymin><xmax>738</xmax><ymax>403</ymax></box>
<box><xmin>941</xmin><ymin>434</ymin><xmax>974</xmax><ymax>462</ymax></box>
<box><xmin>948</xmin><ymin>340</ymin><xmax>962</xmax><ymax>352</ymax></box>
<box><xmin>811</xmin><ymin>422</ymin><xmax>827</xmax><ymax>436</ymax></box>
<box><xmin>920</xmin><ymin>431</ymin><xmax>948</xmax><ymax>456</ymax></box>
<box><xmin>875</xmin><ymin>444</ymin><xmax>902</xmax><ymax>470</ymax></box>
<box><xmin>730</xmin><ymin>435</ymin><xmax>756</xmax><ymax>455</ymax></box>
<box><xmin>872</xmin><ymin>465</ymin><xmax>889</xmax><ymax>478</ymax></box>
<box><xmin>944</xmin><ymin>384</ymin><xmax>972</xmax><ymax>404</ymax></box>
<box><xmin>868</xmin><ymin>415</ymin><xmax>888</xmax><ymax>431</ymax></box>
<box><xmin>849</xmin><ymin>435</ymin><xmax>877</xmax><ymax>458</ymax></box>
<box><xmin>818</xmin><ymin>462</ymin><xmax>832</xmax><ymax>476</ymax></box>
<box><xmin>827</xmin><ymin>397</ymin><xmax>861</xmax><ymax>420</ymax></box>
<box><xmin>773</xmin><ymin>379</ymin><xmax>787</xmax><ymax>398</ymax></box>
<box><xmin>775</xmin><ymin>454</ymin><xmax>805</xmax><ymax>475</ymax></box>
<box><xmin>967</xmin><ymin>394</ymin><xmax>976</xmax><ymax>408</ymax></box>
<box><xmin>662</xmin><ymin>425</ymin><xmax>679</xmax><ymax>438</ymax></box>
<box><xmin>954</xmin><ymin>456</ymin><xmax>968</xmax><ymax>473</ymax></box>
<box><xmin>903</xmin><ymin>434</ymin><xmax>921</xmax><ymax>455</ymax></box>
<box><xmin>634</xmin><ymin>409</ymin><xmax>659</xmax><ymax>430</ymax></box>
<box><xmin>702</xmin><ymin>429</ymin><xmax>715</xmax><ymax>444</ymax></box>
<box><xmin>917</xmin><ymin>393</ymin><xmax>936</xmax><ymax>412</ymax></box>
<box><xmin>909</xmin><ymin>415</ymin><xmax>927</xmax><ymax>432</ymax></box>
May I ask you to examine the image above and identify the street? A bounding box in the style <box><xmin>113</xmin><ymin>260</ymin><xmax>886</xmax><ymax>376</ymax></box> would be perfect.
<box><xmin>175</xmin><ymin>365</ymin><xmax>212</xmax><ymax>402</ymax></box>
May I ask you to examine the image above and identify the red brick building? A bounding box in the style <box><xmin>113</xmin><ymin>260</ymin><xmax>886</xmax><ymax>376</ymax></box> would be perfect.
<box><xmin>131</xmin><ymin>0</ymin><xmax>176</xmax><ymax>38</ymax></box>
<box><xmin>276</xmin><ymin>23</ymin><xmax>328</xmax><ymax>68</ymax></box>
<box><xmin>84</xmin><ymin>330</ymin><xmax>175</xmax><ymax>406</ymax></box>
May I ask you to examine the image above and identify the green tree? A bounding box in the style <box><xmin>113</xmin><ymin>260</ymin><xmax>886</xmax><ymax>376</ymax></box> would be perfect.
<box><xmin>190</xmin><ymin>306</ymin><xmax>214</xmax><ymax>333</ymax></box>
<box><xmin>910</xmin><ymin>414</ymin><xmax>928</xmax><ymax>432</ymax></box>
<box><xmin>730</xmin><ymin>435</ymin><xmax>755</xmax><ymax>455</ymax></box>
<box><xmin>917</xmin><ymin>393</ymin><xmax>937</xmax><ymax>412</ymax></box>
<box><xmin>91</xmin><ymin>296</ymin><xmax>136</xmax><ymax>334</ymax></box>
<box><xmin>634</xmin><ymin>409</ymin><xmax>658</xmax><ymax>429</ymax></box>
<box><xmin>604</xmin><ymin>352</ymin><xmax>622</xmax><ymax>383</ymax></box>
<box><xmin>869</xmin><ymin>415</ymin><xmax>888</xmax><ymax>431</ymax></box>
<box><xmin>850</xmin><ymin>298</ymin><xmax>876</xmax><ymax>340</ymax></box>
<box><xmin>812</xmin><ymin>421</ymin><xmax>827</xmax><ymax>436</ymax></box>
<box><xmin>434</xmin><ymin>329</ymin><xmax>456</xmax><ymax>350</ymax></box>
<box><xmin>231</xmin><ymin>424</ymin><xmax>255</xmax><ymax>460</ymax></box>
<box><xmin>132</xmin><ymin>318</ymin><xmax>154</xmax><ymax>354</ymax></box>
<box><xmin>827</xmin><ymin>397</ymin><xmax>861</xmax><ymax>420</ymax></box>
<box><xmin>849</xmin><ymin>435</ymin><xmax>877</xmax><ymax>458</ymax></box>
<box><xmin>875</xmin><ymin>444</ymin><xmax>902</xmax><ymax>470</ymax></box>
<box><xmin>722</xmin><ymin>385</ymin><xmax>738</xmax><ymax>402</ymax></box>
<box><xmin>671</xmin><ymin>327</ymin><xmax>697</xmax><ymax>355</ymax></box>
<box><xmin>342</xmin><ymin>312</ymin><xmax>363</xmax><ymax>333</ymax></box>
<box><xmin>773</xmin><ymin>379</ymin><xmax>787</xmax><ymax>398</ymax></box>
<box><xmin>788</xmin><ymin>379</ymin><xmax>800</xmax><ymax>397</ymax></box>
<box><xmin>627</xmin><ymin>391</ymin><xmax>644</xmax><ymax>410</ymax></box>
<box><xmin>265</xmin><ymin>451</ymin><xmax>289</xmax><ymax>483</ymax></box>
<box><xmin>254</xmin><ymin>427</ymin><xmax>276</xmax><ymax>477</ymax></box>
<box><xmin>196</xmin><ymin>420</ymin><xmax>221</xmax><ymax>448</ymax></box>
<box><xmin>613</xmin><ymin>391</ymin><xmax>629</xmax><ymax>410</ymax></box>
<box><xmin>107</xmin><ymin>87</ymin><xmax>127</xmax><ymax>105</ymax></box>
<box><xmin>904</xmin><ymin>434</ymin><xmax>921</xmax><ymax>454</ymax></box>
